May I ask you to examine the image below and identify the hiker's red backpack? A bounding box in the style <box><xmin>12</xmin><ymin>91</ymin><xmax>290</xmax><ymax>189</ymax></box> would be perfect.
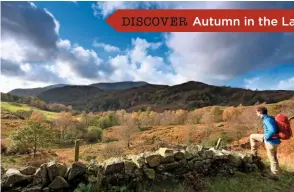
<box><xmin>274</xmin><ymin>114</ymin><xmax>293</xmax><ymax>140</ymax></box>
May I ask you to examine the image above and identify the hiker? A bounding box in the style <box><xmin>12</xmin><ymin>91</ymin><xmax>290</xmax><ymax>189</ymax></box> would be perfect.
<box><xmin>249</xmin><ymin>106</ymin><xmax>281</xmax><ymax>177</ymax></box>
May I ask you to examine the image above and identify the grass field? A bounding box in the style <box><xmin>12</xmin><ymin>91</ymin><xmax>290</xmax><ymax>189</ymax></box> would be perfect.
<box><xmin>205</xmin><ymin>171</ymin><xmax>294</xmax><ymax>192</ymax></box>
<box><xmin>1</xmin><ymin>102</ymin><xmax>58</xmax><ymax>119</ymax></box>
<box><xmin>152</xmin><ymin>170</ymin><xmax>294</xmax><ymax>192</ymax></box>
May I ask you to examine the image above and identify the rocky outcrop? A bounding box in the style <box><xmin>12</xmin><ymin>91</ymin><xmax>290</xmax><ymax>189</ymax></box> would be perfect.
<box><xmin>0</xmin><ymin>144</ymin><xmax>263</xmax><ymax>192</ymax></box>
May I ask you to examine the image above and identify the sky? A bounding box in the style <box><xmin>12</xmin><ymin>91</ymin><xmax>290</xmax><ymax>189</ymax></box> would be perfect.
<box><xmin>1</xmin><ymin>1</ymin><xmax>294</xmax><ymax>93</ymax></box>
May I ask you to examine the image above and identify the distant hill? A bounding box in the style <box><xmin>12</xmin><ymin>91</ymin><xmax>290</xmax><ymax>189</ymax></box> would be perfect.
<box><xmin>37</xmin><ymin>81</ymin><xmax>294</xmax><ymax>112</ymax></box>
<box><xmin>9</xmin><ymin>84</ymin><xmax>67</xmax><ymax>97</ymax></box>
<box><xmin>9</xmin><ymin>81</ymin><xmax>148</xmax><ymax>97</ymax></box>
<box><xmin>38</xmin><ymin>85</ymin><xmax>103</xmax><ymax>106</ymax></box>
<box><xmin>86</xmin><ymin>81</ymin><xmax>294</xmax><ymax>112</ymax></box>
<box><xmin>91</xmin><ymin>81</ymin><xmax>148</xmax><ymax>92</ymax></box>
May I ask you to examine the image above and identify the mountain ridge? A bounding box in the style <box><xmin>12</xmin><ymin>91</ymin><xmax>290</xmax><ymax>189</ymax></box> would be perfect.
<box><xmin>8</xmin><ymin>84</ymin><xmax>68</xmax><ymax>97</ymax></box>
<box><xmin>35</xmin><ymin>81</ymin><xmax>294</xmax><ymax>112</ymax></box>
<box><xmin>8</xmin><ymin>81</ymin><xmax>149</xmax><ymax>97</ymax></box>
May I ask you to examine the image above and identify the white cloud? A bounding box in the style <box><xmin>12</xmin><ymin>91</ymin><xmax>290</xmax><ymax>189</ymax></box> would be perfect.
<box><xmin>20</xmin><ymin>63</ymin><xmax>32</xmax><ymax>72</ymax></box>
<box><xmin>0</xmin><ymin>75</ymin><xmax>51</xmax><ymax>93</ymax></box>
<box><xmin>108</xmin><ymin>37</ymin><xmax>185</xmax><ymax>85</ymax></box>
<box><xmin>92</xmin><ymin>1</ymin><xmax>127</xmax><ymax>18</ymax></box>
<box><xmin>54</xmin><ymin>43</ymin><xmax>105</xmax><ymax>81</ymax></box>
<box><xmin>244</xmin><ymin>76</ymin><xmax>294</xmax><ymax>90</ymax></box>
<box><xmin>93</xmin><ymin>41</ymin><xmax>120</xmax><ymax>52</ymax></box>
<box><xmin>1</xmin><ymin>2</ymin><xmax>111</xmax><ymax>92</ymax></box>
<box><xmin>276</xmin><ymin>77</ymin><xmax>294</xmax><ymax>90</ymax></box>
<box><xmin>44</xmin><ymin>9</ymin><xmax>60</xmax><ymax>34</ymax></box>
<box><xmin>29</xmin><ymin>2</ymin><xmax>37</xmax><ymax>8</ymax></box>
<box><xmin>57</xmin><ymin>39</ymin><xmax>71</xmax><ymax>50</ymax></box>
<box><xmin>244</xmin><ymin>77</ymin><xmax>262</xmax><ymax>90</ymax></box>
<box><xmin>130</xmin><ymin>38</ymin><xmax>162</xmax><ymax>64</ymax></box>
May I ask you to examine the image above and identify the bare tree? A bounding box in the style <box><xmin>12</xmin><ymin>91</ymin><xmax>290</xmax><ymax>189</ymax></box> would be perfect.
<box><xmin>55</xmin><ymin>112</ymin><xmax>73</xmax><ymax>142</ymax></box>
<box><xmin>117</xmin><ymin>118</ymin><xmax>140</xmax><ymax>149</ymax></box>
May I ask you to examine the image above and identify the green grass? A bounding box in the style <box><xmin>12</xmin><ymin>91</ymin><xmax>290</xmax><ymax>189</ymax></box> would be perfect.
<box><xmin>1</xmin><ymin>155</ymin><xmax>28</xmax><ymax>169</ymax></box>
<box><xmin>1</xmin><ymin>102</ymin><xmax>58</xmax><ymax>119</ymax></box>
<box><xmin>206</xmin><ymin>171</ymin><xmax>294</xmax><ymax>192</ymax></box>
<box><xmin>153</xmin><ymin>169</ymin><xmax>294</xmax><ymax>192</ymax></box>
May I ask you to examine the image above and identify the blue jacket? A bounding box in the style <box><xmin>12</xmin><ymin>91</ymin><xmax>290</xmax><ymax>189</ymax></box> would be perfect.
<box><xmin>262</xmin><ymin>114</ymin><xmax>281</xmax><ymax>145</ymax></box>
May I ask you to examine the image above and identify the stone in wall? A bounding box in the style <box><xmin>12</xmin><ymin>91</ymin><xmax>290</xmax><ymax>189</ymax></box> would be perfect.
<box><xmin>47</xmin><ymin>161</ymin><xmax>67</xmax><ymax>182</ymax></box>
<box><xmin>0</xmin><ymin>144</ymin><xmax>263</xmax><ymax>192</ymax></box>
<box><xmin>19</xmin><ymin>167</ymin><xmax>37</xmax><ymax>176</ymax></box>
<box><xmin>68</xmin><ymin>162</ymin><xmax>86</xmax><ymax>181</ymax></box>
<box><xmin>2</xmin><ymin>169</ymin><xmax>32</xmax><ymax>190</ymax></box>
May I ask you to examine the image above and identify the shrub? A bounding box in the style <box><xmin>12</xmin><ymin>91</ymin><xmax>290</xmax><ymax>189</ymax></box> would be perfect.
<box><xmin>86</xmin><ymin>126</ymin><xmax>103</xmax><ymax>143</ymax></box>
<box><xmin>14</xmin><ymin>110</ymin><xmax>33</xmax><ymax>119</ymax></box>
<box><xmin>6</xmin><ymin>142</ymin><xmax>31</xmax><ymax>155</ymax></box>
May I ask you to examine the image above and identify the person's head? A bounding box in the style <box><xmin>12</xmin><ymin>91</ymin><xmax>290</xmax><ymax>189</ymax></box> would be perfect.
<box><xmin>256</xmin><ymin>106</ymin><xmax>268</xmax><ymax>118</ymax></box>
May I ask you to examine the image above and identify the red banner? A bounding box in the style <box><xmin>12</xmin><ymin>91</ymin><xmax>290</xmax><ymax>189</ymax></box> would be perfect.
<box><xmin>106</xmin><ymin>9</ymin><xmax>294</xmax><ymax>32</ymax></box>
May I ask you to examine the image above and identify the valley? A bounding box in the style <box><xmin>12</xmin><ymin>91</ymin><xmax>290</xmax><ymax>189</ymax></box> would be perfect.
<box><xmin>1</xmin><ymin>81</ymin><xmax>294</xmax><ymax>191</ymax></box>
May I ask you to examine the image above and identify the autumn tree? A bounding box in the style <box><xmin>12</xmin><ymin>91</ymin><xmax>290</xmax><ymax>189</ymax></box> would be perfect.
<box><xmin>115</xmin><ymin>109</ymin><xmax>127</xmax><ymax>124</ymax></box>
<box><xmin>80</xmin><ymin>111</ymin><xmax>90</xmax><ymax>127</ymax></box>
<box><xmin>175</xmin><ymin>109</ymin><xmax>188</xmax><ymax>125</ymax></box>
<box><xmin>118</xmin><ymin>117</ymin><xmax>140</xmax><ymax>149</ymax></box>
<box><xmin>9</xmin><ymin>112</ymin><xmax>51</xmax><ymax>156</ymax></box>
<box><xmin>55</xmin><ymin>112</ymin><xmax>73</xmax><ymax>142</ymax></box>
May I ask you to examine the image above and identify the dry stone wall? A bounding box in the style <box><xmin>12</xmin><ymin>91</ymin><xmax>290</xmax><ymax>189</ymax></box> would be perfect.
<box><xmin>1</xmin><ymin>144</ymin><xmax>261</xmax><ymax>192</ymax></box>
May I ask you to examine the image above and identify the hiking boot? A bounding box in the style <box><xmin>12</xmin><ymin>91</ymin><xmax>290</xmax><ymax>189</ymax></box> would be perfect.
<box><xmin>251</xmin><ymin>154</ymin><xmax>265</xmax><ymax>172</ymax></box>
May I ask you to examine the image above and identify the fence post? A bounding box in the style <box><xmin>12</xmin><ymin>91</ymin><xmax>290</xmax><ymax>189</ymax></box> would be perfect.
<box><xmin>74</xmin><ymin>139</ymin><xmax>80</xmax><ymax>162</ymax></box>
<box><xmin>215</xmin><ymin>138</ymin><xmax>222</xmax><ymax>150</ymax></box>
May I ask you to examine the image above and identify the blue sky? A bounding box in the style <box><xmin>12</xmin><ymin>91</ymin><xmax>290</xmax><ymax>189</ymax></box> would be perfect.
<box><xmin>1</xmin><ymin>1</ymin><xmax>294</xmax><ymax>92</ymax></box>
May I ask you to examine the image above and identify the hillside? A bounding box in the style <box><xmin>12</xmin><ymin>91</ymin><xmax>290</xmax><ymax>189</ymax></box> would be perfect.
<box><xmin>8</xmin><ymin>81</ymin><xmax>148</xmax><ymax>97</ymax></box>
<box><xmin>38</xmin><ymin>85</ymin><xmax>103</xmax><ymax>106</ymax></box>
<box><xmin>1</xmin><ymin>102</ymin><xmax>58</xmax><ymax>120</ymax></box>
<box><xmin>8</xmin><ymin>84</ymin><xmax>67</xmax><ymax>97</ymax></box>
<box><xmin>91</xmin><ymin>81</ymin><xmax>148</xmax><ymax>91</ymax></box>
<box><xmin>57</xmin><ymin>81</ymin><xmax>294</xmax><ymax>112</ymax></box>
<box><xmin>9</xmin><ymin>81</ymin><xmax>294</xmax><ymax>112</ymax></box>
